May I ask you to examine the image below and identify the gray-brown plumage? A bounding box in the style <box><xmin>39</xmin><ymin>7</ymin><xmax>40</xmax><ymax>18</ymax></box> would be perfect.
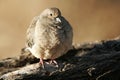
<box><xmin>26</xmin><ymin>7</ymin><xmax>73</xmax><ymax>68</ymax></box>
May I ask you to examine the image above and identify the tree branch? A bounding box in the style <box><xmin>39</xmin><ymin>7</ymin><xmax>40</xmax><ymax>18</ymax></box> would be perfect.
<box><xmin>0</xmin><ymin>37</ymin><xmax>120</xmax><ymax>80</ymax></box>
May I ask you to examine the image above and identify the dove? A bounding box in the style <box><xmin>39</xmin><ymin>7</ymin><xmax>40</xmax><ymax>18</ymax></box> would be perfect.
<box><xmin>25</xmin><ymin>7</ymin><xmax>73</xmax><ymax>68</ymax></box>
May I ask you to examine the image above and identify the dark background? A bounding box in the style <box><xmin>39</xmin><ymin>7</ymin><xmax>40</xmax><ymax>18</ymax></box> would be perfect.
<box><xmin>0</xmin><ymin>0</ymin><xmax>120</xmax><ymax>59</ymax></box>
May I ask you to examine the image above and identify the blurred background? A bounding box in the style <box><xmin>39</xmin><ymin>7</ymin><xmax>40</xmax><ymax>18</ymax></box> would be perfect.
<box><xmin>0</xmin><ymin>0</ymin><xmax>120</xmax><ymax>59</ymax></box>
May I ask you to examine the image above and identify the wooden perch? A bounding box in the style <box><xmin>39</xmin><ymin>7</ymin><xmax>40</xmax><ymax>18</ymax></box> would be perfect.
<box><xmin>0</xmin><ymin>37</ymin><xmax>120</xmax><ymax>80</ymax></box>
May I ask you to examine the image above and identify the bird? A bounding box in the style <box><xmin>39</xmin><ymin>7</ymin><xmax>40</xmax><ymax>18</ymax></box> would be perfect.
<box><xmin>25</xmin><ymin>7</ymin><xmax>73</xmax><ymax>68</ymax></box>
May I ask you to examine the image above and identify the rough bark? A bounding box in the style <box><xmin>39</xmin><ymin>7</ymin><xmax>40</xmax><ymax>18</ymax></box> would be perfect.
<box><xmin>0</xmin><ymin>37</ymin><xmax>120</xmax><ymax>80</ymax></box>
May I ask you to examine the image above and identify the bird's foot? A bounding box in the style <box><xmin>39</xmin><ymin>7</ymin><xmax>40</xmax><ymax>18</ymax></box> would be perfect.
<box><xmin>39</xmin><ymin>58</ymin><xmax>45</xmax><ymax>69</ymax></box>
<box><xmin>47</xmin><ymin>60</ymin><xmax>58</xmax><ymax>67</ymax></box>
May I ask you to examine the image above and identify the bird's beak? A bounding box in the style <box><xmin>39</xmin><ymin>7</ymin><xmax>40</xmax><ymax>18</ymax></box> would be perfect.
<box><xmin>56</xmin><ymin>17</ymin><xmax>61</xmax><ymax>23</ymax></box>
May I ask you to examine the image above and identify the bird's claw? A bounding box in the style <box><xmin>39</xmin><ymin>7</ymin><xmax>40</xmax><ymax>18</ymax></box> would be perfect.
<box><xmin>47</xmin><ymin>60</ymin><xmax>58</xmax><ymax>67</ymax></box>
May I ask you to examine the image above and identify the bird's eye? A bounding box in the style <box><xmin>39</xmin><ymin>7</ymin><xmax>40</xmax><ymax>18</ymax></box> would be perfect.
<box><xmin>50</xmin><ymin>13</ymin><xmax>52</xmax><ymax>16</ymax></box>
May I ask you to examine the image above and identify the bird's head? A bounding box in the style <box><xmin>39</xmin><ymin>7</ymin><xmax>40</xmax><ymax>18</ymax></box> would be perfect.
<box><xmin>40</xmin><ymin>7</ymin><xmax>62</xmax><ymax>24</ymax></box>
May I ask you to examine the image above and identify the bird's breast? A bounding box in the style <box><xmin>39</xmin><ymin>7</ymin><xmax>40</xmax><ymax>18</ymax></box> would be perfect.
<box><xmin>35</xmin><ymin>24</ymin><xmax>64</xmax><ymax>50</ymax></box>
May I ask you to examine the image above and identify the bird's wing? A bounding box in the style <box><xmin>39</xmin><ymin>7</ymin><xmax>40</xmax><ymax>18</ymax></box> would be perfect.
<box><xmin>61</xmin><ymin>16</ymin><xmax>73</xmax><ymax>36</ymax></box>
<box><xmin>61</xmin><ymin>16</ymin><xmax>73</xmax><ymax>49</ymax></box>
<box><xmin>26</xmin><ymin>16</ymin><xmax>39</xmax><ymax>48</ymax></box>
